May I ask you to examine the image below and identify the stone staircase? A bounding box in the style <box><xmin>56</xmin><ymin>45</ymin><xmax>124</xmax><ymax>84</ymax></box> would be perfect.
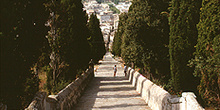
<box><xmin>25</xmin><ymin>52</ymin><xmax>204</xmax><ymax>110</ymax></box>
<box><xmin>73</xmin><ymin>52</ymin><xmax>151</xmax><ymax>110</ymax></box>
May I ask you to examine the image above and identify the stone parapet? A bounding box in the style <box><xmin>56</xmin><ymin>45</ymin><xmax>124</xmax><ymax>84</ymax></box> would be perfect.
<box><xmin>0</xmin><ymin>102</ymin><xmax>7</xmax><ymax>110</ymax></box>
<box><xmin>25</xmin><ymin>92</ymin><xmax>47</xmax><ymax>110</ymax></box>
<box><xmin>182</xmin><ymin>92</ymin><xmax>204</xmax><ymax>110</ymax></box>
<box><xmin>126</xmin><ymin>68</ymin><xmax>204</xmax><ymax>110</ymax></box>
<box><xmin>25</xmin><ymin>66</ymin><xmax>94</xmax><ymax>110</ymax></box>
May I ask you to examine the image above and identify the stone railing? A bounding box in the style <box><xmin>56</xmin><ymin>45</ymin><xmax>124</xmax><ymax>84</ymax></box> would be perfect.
<box><xmin>25</xmin><ymin>65</ymin><xmax>94</xmax><ymax>110</ymax></box>
<box><xmin>126</xmin><ymin>67</ymin><xmax>204</xmax><ymax>110</ymax></box>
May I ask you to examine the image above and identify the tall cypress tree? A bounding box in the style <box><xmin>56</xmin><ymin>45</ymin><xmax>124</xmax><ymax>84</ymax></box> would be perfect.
<box><xmin>169</xmin><ymin>0</ymin><xmax>181</xmax><ymax>92</ymax></box>
<box><xmin>57</xmin><ymin>0</ymin><xmax>91</xmax><ymax>80</ymax></box>
<box><xmin>191</xmin><ymin>0</ymin><xmax>220</xmax><ymax>107</ymax></box>
<box><xmin>169</xmin><ymin>0</ymin><xmax>201</xmax><ymax>92</ymax></box>
<box><xmin>112</xmin><ymin>13</ymin><xmax>128</xmax><ymax>56</ymax></box>
<box><xmin>1</xmin><ymin>0</ymin><xmax>48</xmax><ymax>109</ymax></box>
<box><xmin>146</xmin><ymin>0</ymin><xmax>170</xmax><ymax>81</ymax></box>
<box><xmin>121</xmin><ymin>0</ymin><xmax>149</xmax><ymax>68</ymax></box>
<box><xmin>88</xmin><ymin>13</ymin><xmax>106</xmax><ymax>63</ymax></box>
<box><xmin>121</xmin><ymin>0</ymin><xmax>170</xmax><ymax>82</ymax></box>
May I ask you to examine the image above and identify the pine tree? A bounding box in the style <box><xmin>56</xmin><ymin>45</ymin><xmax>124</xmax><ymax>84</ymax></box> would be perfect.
<box><xmin>191</xmin><ymin>0</ymin><xmax>220</xmax><ymax>107</ymax></box>
<box><xmin>88</xmin><ymin>13</ymin><xmax>106</xmax><ymax>63</ymax></box>
<box><xmin>169</xmin><ymin>0</ymin><xmax>201</xmax><ymax>92</ymax></box>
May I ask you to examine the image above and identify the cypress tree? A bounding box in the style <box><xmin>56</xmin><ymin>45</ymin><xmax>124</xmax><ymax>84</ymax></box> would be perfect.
<box><xmin>121</xmin><ymin>0</ymin><xmax>170</xmax><ymax>82</ymax></box>
<box><xmin>112</xmin><ymin>31</ymin><xmax>121</xmax><ymax>56</ymax></box>
<box><xmin>121</xmin><ymin>0</ymin><xmax>149</xmax><ymax>68</ymax></box>
<box><xmin>1</xmin><ymin>0</ymin><xmax>48</xmax><ymax>109</ymax></box>
<box><xmin>169</xmin><ymin>0</ymin><xmax>201</xmax><ymax>92</ymax></box>
<box><xmin>57</xmin><ymin>0</ymin><xmax>91</xmax><ymax>80</ymax></box>
<box><xmin>44</xmin><ymin>0</ymin><xmax>94</xmax><ymax>94</ymax></box>
<box><xmin>191</xmin><ymin>0</ymin><xmax>220</xmax><ymax>107</ymax></box>
<box><xmin>112</xmin><ymin>13</ymin><xmax>128</xmax><ymax>56</ymax></box>
<box><xmin>88</xmin><ymin>13</ymin><xmax>106</xmax><ymax>63</ymax></box>
<box><xmin>169</xmin><ymin>0</ymin><xmax>181</xmax><ymax>92</ymax></box>
<box><xmin>147</xmin><ymin>0</ymin><xmax>170</xmax><ymax>81</ymax></box>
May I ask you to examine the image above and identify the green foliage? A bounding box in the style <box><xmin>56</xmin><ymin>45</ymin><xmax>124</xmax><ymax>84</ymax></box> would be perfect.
<box><xmin>23</xmin><ymin>71</ymin><xmax>40</xmax><ymax>106</ymax></box>
<box><xmin>121</xmin><ymin>0</ymin><xmax>147</xmax><ymax>68</ymax></box>
<box><xmin>189</xmin><ymin>0</ymin><xmax>220</xmax><ymax>107</ymax></box>
<box><xmin>0</xmin><ymin>0</ymin><xmax>106</xmax><ymax>108</ymax></box>
<box><xmin>88</xmin><ymin>13</ymin><xmax>106</xmax><ymax>63</ymax></box>
<box><xmin>112</xmin><ymin>13</ymin><xmax>128</xmax><ymax>56</ymax></box>
<box><xmin>1</xmin><ymin>0</ymin><xmax>48</xmax><ymax>109</ymax></box>
<box><xmin>49</xmin><ymin>0</ymin><xmax>91</xmax><ymax>81</ymax></box>
<box><xmin>43</xmin><ymin>0</ymin><xmax>102</xmax><ymax>95</ymax></box>
<box><xmin>44</xmin><ymin>65</ymin><xmax>70</xmax><ymax>94</ymax></box>
<box><xmin>113</xmin><ymin>0</ymin><xmax>171</xmax><ymax>88</ymax></box>
<box><xmin>45</xmin><ymin>66</ymin><xmax>53</xmax><ymax>94</ymax></box>
<box><xmin>120</xmin><ymin>0</ymin><xmax>170</xmax><ymax>81</ymax></box>
<box><xmin>169</xmin><ymin>0</ymin><xmax>201</xmax><ymax>92</ymax></box>
<box><xmin>52</xmin><ymin>79</ymin><xmax>71</xmax><ymax>94</ymax></box>
<box><xmin>113</xmin><ymin>0</ymin><xmax>120</xmax><ymax>4</ymax></box>
<box><xmin>109</xmin><ymin>4</ymin><xmax>120</xmax><ymax>14</ymax></box>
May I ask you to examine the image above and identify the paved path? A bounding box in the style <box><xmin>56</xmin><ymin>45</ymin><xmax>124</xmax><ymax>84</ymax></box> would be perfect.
<box><xmin>73</xmin><ymin>52</ymin><xmax>151</xmax><ymax>110</ymax></box>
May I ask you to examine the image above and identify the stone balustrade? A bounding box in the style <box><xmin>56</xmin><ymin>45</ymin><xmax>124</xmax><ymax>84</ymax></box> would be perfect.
<box><xmin>126</xmin><ymin>67</ymin><xmax>204</xmax><ymax>110</ymax></box>
<box><xmin>25</xmin><ymin>66</ymin><xmax>94</xmax><ymax>110</ymax></box>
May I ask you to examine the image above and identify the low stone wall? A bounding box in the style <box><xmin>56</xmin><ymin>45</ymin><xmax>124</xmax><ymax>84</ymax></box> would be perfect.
<box><xmin>0</xmin><ymin>103</ymin><xmax>7</xmax><ymax>110</ymax></box>
<box><xmin>26</xmin><ymin>66</ymin><xmax>94</xmax><ymax>110</ymax></box>
<box><xmin>126</xmin><ymin>67</ymin><xmax>204</xmax><ymax>110</ymax></box>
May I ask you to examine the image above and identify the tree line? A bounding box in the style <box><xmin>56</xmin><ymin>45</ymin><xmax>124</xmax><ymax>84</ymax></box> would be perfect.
<box><xmin>1</xmin><ymin>0</ymin><xmax>105</xmax><ymax>109</ymax></box>
<box><xmin>112</xmin><ymin>0</ymin><xmax>219</xmax><ymax>108</ymax></box>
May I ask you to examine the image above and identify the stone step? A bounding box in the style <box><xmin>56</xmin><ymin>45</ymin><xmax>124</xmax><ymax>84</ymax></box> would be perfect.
<box><xmin>73</xmin><ymin>52</ymin><xmax>151</xmax><ymax>110</ymax></box>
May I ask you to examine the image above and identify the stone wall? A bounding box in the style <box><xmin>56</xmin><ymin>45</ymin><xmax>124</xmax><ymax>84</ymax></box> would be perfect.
<box><xmin>126</xmin><ymin>67</ymin><xmax>204</xmax><ymax>110</ymax></box>
<box><xmin>25</xmin><ymin>66</ymin><xmax>94</xmax><ymax>110</ymax></box>
<box><xmin>0</xmin><ymin>103</ymin><xmax>7</xmax><ymax>110</ymax></box>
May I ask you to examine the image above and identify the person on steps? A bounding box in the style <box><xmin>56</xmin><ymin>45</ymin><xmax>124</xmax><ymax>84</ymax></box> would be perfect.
<box><xmin>124</xmin><ymin>65</ymin><xmax>127</xmax><ymax>76</ymax></box>
<box><xmin>113</xmin><ymin>65</ymin><xmax>117</xmax><ymax>77</ymax></box>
